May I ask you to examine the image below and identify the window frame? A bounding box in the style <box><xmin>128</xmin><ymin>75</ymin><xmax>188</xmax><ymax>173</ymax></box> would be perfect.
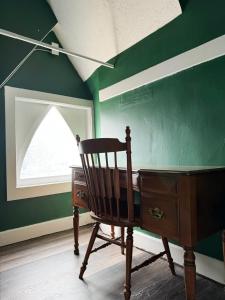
<box><xmin>5</xmin><ymin>86</ymin><xmax>93</xmax><ymax>201</ymax></box>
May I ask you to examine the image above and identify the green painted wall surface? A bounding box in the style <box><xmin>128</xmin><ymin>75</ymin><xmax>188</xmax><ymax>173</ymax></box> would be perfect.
<box><xmin>100</xmin><ymin>57</ymin><xmax>225</xmax><ymax>167</ymax></box>
<box><xmin>87</xmin><ymin>0</ymin><xmax>225</xmax><ymax>260</ymax></box>
<box><xmin>0</xmin><ymin>1</ymin><xmax>91</xmax><ymax>231</ymax></box>
<box><xmin>0</xmin><ymin>0</ymin><xmax>56</xmax><ymax>83</ymax></box>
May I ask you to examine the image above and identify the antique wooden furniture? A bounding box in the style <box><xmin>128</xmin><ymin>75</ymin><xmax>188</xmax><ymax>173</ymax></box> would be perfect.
<box><xmin>71</xmin><ymin>165</ymin><xmax>140</xmax><ymax>255</ymax></box>
<box><xmin>72</xmin><ymin>164</ymin><xmax>225</xmax><ymax>300</ymax></box>
<box><xmin>139</xmin><ymin>167</ymin><xmax>225</xmax><ymax>300</ymax></box>
<box><xmin>75</xmin><ymin>127</ymin><xmax>175</xmax><ymax>300</ymax></box>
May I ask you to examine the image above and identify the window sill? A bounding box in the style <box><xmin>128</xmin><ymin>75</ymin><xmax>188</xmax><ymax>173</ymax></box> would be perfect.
<box><xmin>7</xmin><ymin>181</ymin><xmax>72</xmax><ymax>201</ymax></box>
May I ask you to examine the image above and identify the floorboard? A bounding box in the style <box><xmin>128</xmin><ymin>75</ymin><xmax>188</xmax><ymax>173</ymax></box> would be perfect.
<box><xmin>0</xmin><ymin>226</ymin><xmax>224</xmax><ymax>299</ymax></box>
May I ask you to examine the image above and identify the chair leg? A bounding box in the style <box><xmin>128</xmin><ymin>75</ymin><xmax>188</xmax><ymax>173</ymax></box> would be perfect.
<box><xmin>162</xmin><ymin>236</ymin><xmax>176</xmax><ymax>275</ymax></box>
<box><xmin>124</xmin><ymin>227</ymin><xmax>133</xmax><ymax>300</ymax></box>
<box><xmin>79</xmin><ymin>222</ymin><xmax>100</xmax><ymax>280</ymax></box>
<box><xmin>222</xmin><ymin>230</ymin><xmax>225</xmax><ymax>267</ymax></box>
<box><xmin>121</xmin><ymin>227</ymin><xmax>125</xmax><ymax>255</ymax></box>
<box><xmin>111</xmin><ymin>225</ymin><xmax>115</xmax><ymax>239</ymax></box>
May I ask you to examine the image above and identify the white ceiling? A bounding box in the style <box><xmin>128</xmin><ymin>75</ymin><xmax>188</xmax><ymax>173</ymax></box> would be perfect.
<box><xmin>48</xmin><ymin>0</ymin><xmax>182</xmax><ymax>81</ymax></box>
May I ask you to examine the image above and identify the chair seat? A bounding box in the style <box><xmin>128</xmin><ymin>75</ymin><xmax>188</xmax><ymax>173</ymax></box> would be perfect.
<box><xmin>90</xmin><ymin>201</ymin><xmax>141</xmax><ymax>227</ymax></box>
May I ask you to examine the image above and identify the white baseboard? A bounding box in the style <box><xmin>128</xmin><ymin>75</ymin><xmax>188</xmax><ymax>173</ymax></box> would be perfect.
<box><xmin>1</xmin><ymin>218</ymin><xmax>224</xmax><ymax>284</ymax></box>
<box><xmin>133</xmin><ymin>231</ymin><xmax>225</xmax><ymax>285</ymax></box>
<box><xmin>0</xmin><ymin>212</ymin><xmax>93</xmax><ymax>247</ymax></box>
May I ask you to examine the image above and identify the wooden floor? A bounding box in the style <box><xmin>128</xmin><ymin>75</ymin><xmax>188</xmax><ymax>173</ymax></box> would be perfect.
<box><xmin>0</xmin><ymin>226</ymin><xmax>224</xmax><ymax>300</ymax></box>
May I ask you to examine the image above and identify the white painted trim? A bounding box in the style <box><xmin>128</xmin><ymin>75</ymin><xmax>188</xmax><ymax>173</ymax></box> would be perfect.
<box><xmin>0</xmin><ymin>212</ymin><xmax>93</xmax><ymax>247</ymax></box>
<box><xmin>4</xmin><ymin>86</ymin><xmax>93</xmax><ymax>201</ymax></box>
<box><xmin>133</xmin><ymin>231</ymin><xmax>225</xmax><ymax>285</ymax></box>
<box><xmin>99</xmin><ymin>35</ymin><xmax>225</xmax><ymax>101</ymax></box>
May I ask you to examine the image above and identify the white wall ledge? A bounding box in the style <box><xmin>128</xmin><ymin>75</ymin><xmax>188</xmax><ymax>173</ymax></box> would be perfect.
<box><xmin>99</xmin><ymin>35</ymin><xmax>225</xmax><ymax>102</ymax></box>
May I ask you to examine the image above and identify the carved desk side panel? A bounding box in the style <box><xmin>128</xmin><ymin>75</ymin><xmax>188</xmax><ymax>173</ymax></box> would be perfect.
<box><xmin>72</xmin><ymin>167</ymin><xmax>88</xmax><ymax>208</ymax></box>
<box><xmin>196</xmin><ymin>171</ymin><xmax>225</xmax><ymax>241</ymax></box>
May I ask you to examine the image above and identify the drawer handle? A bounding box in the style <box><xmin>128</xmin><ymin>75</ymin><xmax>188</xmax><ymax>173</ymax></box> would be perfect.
<box><xmin>149</xmin><ymin>208</ymin><xmax>164</xmax><ymax>220</ymax></box>
<box><xmin>76</xmin><ymin>191</ymin><xmax>86</xmax><ymax>199</ymax></box>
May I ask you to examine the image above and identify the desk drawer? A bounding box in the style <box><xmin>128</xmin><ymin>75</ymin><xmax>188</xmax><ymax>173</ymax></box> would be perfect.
<box><xmin>141</xmin><ymin>192</ymin><xmax>179</xmax><ymax>240</ymax></box>
<box><xmin>73</xmin><ymin>169</ymin><xmax>86</xmax><ymax>184</ymax></box>
<box><xmin>140</xmin><ymin>174</ymin><xmax>178</xmax><ymax>195</ymax></box>
<box><xmin>73</xmin><ymin>184</ymin><xmax>88</xmax><ymax>208</ymax></box>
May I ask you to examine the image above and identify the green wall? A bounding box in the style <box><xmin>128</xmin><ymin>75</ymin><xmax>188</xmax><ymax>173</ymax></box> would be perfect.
<box><xmin>0</xmin><ymin>0</ymin><xmax>92</xmax><ymax>231</ymax></box>
<box><xmin>87</xmin><ymin>0</ymin><xmax>225</xmax><ymax>260</ymax></box>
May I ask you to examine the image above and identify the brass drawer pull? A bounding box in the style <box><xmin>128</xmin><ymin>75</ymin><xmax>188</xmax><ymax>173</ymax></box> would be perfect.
<box><xmin>76</xmin><ymin>191</ymin><xmax>86</xmax><ymax>199</ymax></box>
<box><xmin>149</xmin><ymin>208</ymin><xmax>164</xmax><ymax>220</ymax></box>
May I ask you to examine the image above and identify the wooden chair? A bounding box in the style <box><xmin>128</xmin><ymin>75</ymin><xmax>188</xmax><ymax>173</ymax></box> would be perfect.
<box><xmin>76</xmin><ymin>126</ymin><xmax>175</xmax><ymax>300</ymax></box>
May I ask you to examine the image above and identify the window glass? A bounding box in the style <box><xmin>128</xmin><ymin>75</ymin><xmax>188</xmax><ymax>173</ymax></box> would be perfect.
<box><xmin>20</xmin><ymin>106</ymin><xmax>81</xmax><ymax>184</ymax></box>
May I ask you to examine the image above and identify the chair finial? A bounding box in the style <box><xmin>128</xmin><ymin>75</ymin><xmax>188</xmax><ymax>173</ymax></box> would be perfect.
<box><xmin>76</xmin><ymin>134</ymin><xmax>81</xmax><ymax>146</ymax></box>
<box><xmin>125</xmin><ymin>126</ymin><xmax>131</xmax><ymax>141</ymax></box>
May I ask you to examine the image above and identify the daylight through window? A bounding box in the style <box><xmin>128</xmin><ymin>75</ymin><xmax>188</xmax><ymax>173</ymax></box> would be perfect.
<box><xmin>19</xmin><ymin>107</ymin><xmax>81</xmax><ymax>186</ymax></box>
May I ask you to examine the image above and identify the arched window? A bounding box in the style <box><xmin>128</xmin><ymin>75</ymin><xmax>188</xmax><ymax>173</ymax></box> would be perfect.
<box><xmin>19</xmin><ymin>107</ymin><xmax>81</xmax><ymax>186</ymax></box>
<box><xmin>5</xmin><ymin>86</ymin><xmax>93</xmax><ymax>200</ymax></box>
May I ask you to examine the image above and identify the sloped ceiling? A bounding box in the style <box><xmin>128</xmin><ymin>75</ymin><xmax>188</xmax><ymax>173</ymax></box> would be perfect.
<box><xmin>48</xmin><ymin>0</ymin><xmax>182</xmax><ymax>81</ymax></box>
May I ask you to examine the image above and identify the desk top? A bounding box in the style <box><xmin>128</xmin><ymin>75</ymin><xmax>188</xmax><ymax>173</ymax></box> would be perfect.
<box><xmin>137</xmin><ymin>165</ymin><xmax>225</xmax><ymax>175</ymax></box>
<box><xmin>72</xmin><ymin>165</ymin><xmax>225</xmax><ymax>175</ymax></box>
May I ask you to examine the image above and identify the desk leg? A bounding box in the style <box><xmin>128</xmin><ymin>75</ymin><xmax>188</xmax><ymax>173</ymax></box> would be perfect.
<box><xmin>73</xmin><ymin>206</ymin><xmax>79</xmax><ymax>255</ymax></box>
<box><xmin>184</xmin><ymin>247</ymin><xmax>196</xmax><ymax>300</ymax></box>
<box><xmin>124</xmin><ymin>227</ymin><xmax>133</xmax><ymax>300</ymax></box>
<box><xmin>222</xmin><ymin>230</ymin><xmax>225</xmax><ymax>266</ymax></box>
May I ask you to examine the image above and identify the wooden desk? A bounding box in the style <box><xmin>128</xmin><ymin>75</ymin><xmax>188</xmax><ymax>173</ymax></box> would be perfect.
<box><xmin>71</xmin><ymin>166</ymin><xmax>225</xmax><ymax>300</ymax></box>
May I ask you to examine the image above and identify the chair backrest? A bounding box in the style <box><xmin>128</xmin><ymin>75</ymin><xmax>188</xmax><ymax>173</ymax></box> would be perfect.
<box><xmin>76</xmin><ymin>126</ymin><xmax>134</xmax><ymax>223</ymax></box>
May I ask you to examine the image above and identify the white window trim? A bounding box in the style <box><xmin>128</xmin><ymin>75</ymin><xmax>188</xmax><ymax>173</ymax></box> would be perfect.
<box><xmin>5</xmin><ymin>86</ymin><xmax>93</xmax><ymax>201</ymax></box>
